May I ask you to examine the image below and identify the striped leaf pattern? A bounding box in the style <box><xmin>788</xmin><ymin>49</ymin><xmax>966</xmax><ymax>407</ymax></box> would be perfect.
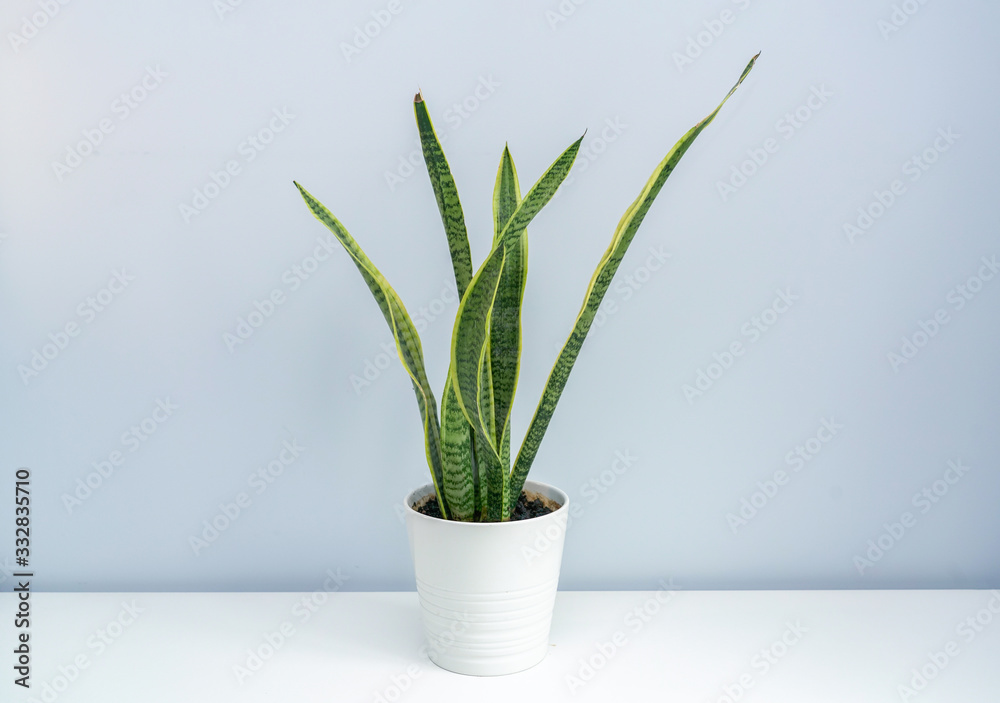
<box><xmin>478</xmin><ymin>432</ymin><xmax>506</xmax><ymax>522</ymax></box>
<box><xmin>494</xmin><ymin>136</ymin><xmax>584</xmax><ymax>251</ymax></box>
<box><xmin>448</xmin><ymin>137</ymin><xmax>581</xmax><ymax>519</ymax></box>
<box><xmin>471</xmin><ymin>429</ymin><xmax>490</xmax><ymax>519</ymax></box>
<box><xmin>449</xmin><ymin>242</ymin><xmax>506</xmax><ymax>454</ymax></box>
<box><xmin>293</xmin><ymin>181</ymin><xmax>452</xmax><ymax>519</ymax></box>
<box><xmin>507</xmin><ymin>54</ymin><xmax>759</xmax><ymax>511</ymax></box>
<box><xmin>477</xmin><ymin>336</ymin><xmax>497</xmax><ymax>444</ymax></box>
<box><xmin>488</xmin><ymin>147</ymin><xmax>524</xmax><ymax>472</ymax></box>
<box><xmin>295</xmin><ymin>56</ymin><xmax>757</xmax><ymax>521</ymax></box>
<box><xmin>414</xmin><ymin>93</ymin><xmax>474</xmax><ymax>298</ymax></box>
<box><xmin>439</xmin><ymin>375</ymin><xmax>476</xmax><ymax>520</ymax></box>
<box><xmin>492</xmin><ymin>146</ymin><xmax>521</xmax><ymax>247</ymax></box>
<box><xmin>448</xmin><ymin>242</ymin><xmax>508</xmax><ymax>519</ymax></box>
<box><xmin>414</xmin><ymin>93</ymin><xmax>481</xmax><ymax>520</ymax></box>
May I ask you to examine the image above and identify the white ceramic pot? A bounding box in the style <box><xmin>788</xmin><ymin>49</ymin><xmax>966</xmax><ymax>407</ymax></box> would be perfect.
<box><xmin>403</xmin><ymin>480</ymin><xmax>570</xmax><ymax>676</ymax></box>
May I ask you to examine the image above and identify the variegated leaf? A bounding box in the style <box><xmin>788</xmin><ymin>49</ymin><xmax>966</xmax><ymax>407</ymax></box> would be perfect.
<box><xmin>293</xmin><ymin>181</ymin><xmax>451</xmax><ymax>518</ymax></box>
<box><xmin>489</xmin><ymin>146</ymin><xmax>525</xmax><ymax>475</ymax></box>
<box><xmin>414</xmin><ymin>93</ymin><xmax>474</xmax><ymax>298</ymax></box>
<box><xmin>508</xmin><ymin>54</ymin><xmax>760</xmax><ymax>514</ymax></box>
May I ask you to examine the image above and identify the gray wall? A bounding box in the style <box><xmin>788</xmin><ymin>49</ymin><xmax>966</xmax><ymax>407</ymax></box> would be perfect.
<box><xmin>1</xmin><ymin>0</ymin><xmax>997</xmax><ymax>591</ymax></box>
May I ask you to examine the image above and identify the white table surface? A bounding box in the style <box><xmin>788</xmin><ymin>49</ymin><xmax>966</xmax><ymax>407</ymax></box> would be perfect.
<box><xmin>2</xmin><ymin>589</ymin><xmax>998</xmax><ymax>702</ymax></box>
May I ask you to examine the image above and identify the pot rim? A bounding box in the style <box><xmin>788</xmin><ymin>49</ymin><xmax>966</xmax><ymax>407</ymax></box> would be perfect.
<box><xmin>404</xmin><ymin>479</ymin><xmax>569</xmax><ymax>526</ymax></box>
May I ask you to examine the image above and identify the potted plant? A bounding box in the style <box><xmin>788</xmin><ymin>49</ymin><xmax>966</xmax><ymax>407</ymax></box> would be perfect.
<box><xmin>293</xmin><ymin>54</ymin><xmax>758</xmax><ymax>675</ymax></box>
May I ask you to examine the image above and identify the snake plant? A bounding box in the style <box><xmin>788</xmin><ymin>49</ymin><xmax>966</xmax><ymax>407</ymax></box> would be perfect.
<box><xmin>294</xmin><ymin>55</ymin><xmax>758</xmax><ymax>521</ymax></box>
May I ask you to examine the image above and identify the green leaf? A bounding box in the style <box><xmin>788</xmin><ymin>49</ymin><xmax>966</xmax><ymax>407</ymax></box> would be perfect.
<box><xmin>478</xmin><ymin>435</ymin><xmax>507</xmax><ymax>522</ymax></box>
<box><xmin>494</xmin><ymin>135</ymin><xmax>583</xmax><ymax>251</ymax></box>
<box><xmin>498</xmin><ymin>421</ymin><xmax>512</xmax><ymax>483</ymax></box>
<box><xmin>448</xmin><ymin>243</ymin><xmax>509</xmax><ymax>520</ymax></box>
<box><xmin>293</xmin><ymin>181</ymin><xmax>451</xmax><ymax>519</ymax></box>
<box><xmin>414</xmin><ymin>93</ymin><xmax>474</xmax><ymax>299</ymax></box>
<box><xmin>507</xmin><ymin>54</ymin><xmax>760</xmax><ymax>514</ymax></box>
<box><xmin>471</xmin><ymin>431</ymin><xmax>489</xmax><ymax>520</ymax></box>
<box><xmin>451</xmin><ymin>137</ymin><xmax>583</xmax><ymax>520</ymax></box>
<box><xmin>451</xmin><ymin>136</ymin><xmax>581</xmax><ymax>520</ymax></box>
<box><xmin>492</xmin><ymin>145</ymin><xmax>521</xmax><ymax>246</ymax></box>
<box><xmin>488</xmin><ymin>147</ymin><xmax>525</xmax><ymax>473</ymax></box>
<box><xmin>449</xmin><ymin>243</ymin><xmax>506</xmax><ymax>450</ymax></box>
<box><xmin>477</xmin><ymin>335</ymin><xmax>508</xmax><ymax>521</ymax></box>
<box><xmin>478</xmin><ymin>335</ymin><xmax>497</xmax><ymax>444</ymax></box>
<box><xmin>415</xmin><ymin>93</ymin><xmax>482</xmax><ymax>520</ymax></box>
<box><xmin>439</xmin><ymin>375</ymin><xmax>475</xmax><ymax>520</ymax></box>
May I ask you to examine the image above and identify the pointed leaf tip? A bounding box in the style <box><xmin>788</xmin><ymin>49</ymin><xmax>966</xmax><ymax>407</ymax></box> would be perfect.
<box><xmin>507</xmin><ymin>54</ymin><xmax>760</xmax><ymax>511</ymax></box>
<box><xmin>414</xmin><ymin>91</ymin><xmax>423</xmax><ymax>103</ymax></box>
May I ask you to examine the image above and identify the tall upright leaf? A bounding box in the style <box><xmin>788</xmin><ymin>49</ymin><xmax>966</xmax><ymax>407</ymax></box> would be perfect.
<box><xmin>452</xmin><ymin>134</ymin><xmax>583</xmax><ymax>430</ymax></box>
<box><xmin>489</xmin><ymin>147</ymin><xmax>525</xmax><ymax>472</ymax></box>
<box><xmin>477</xmin><ymin>334</ymin><xmax>506</xmax><ymax>519</ymax></box>
<box><xmin>449</xmin><ymin>244</ymin><xmax>506</xmax><ymax>449</ymax></box>
<box><xmin>439</xmin><ymin>377</ymin><xmax>475</xmax><ymax>520</ymax></box>
<box><xmin>293</xmin><ymin>181</ymin><xmax>451</xmax><ymax>518</ymax></box>
<box><xmin>415</xmin><ymin>93</ymin><xmax>479</xmax><ymax>519</ymax></box>
<box><xmin>450</xmin><ymin>136</ymin><xmax>582</xmax><ymax>519</ymax></box>
<box><xmin>414</xmin><ymin>93</ymin><xmax>474</xmax><ymax>298</ymax></box>
<box><xmin>508</xmin><ymin>53</ymin><xmax>760</xmax><ymax>514</ymax></box>
<box><xmin>449</xmin><ymin>244</ymin><xmax>508</xmax><ymax>519</ymax></box>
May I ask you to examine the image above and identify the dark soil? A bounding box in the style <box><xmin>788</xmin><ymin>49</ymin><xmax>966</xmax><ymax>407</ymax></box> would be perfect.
<box><xmin>413</xmin><ymin>490</ymin><xmax>560</xmax><ymax>522</ymax></box>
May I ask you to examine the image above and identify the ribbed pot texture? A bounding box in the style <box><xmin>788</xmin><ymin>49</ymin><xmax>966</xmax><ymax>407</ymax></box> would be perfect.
<box><xmin>403</xmin><ymin>480</ymin><xmax>570</xmax><ymax>676</ymax></box>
